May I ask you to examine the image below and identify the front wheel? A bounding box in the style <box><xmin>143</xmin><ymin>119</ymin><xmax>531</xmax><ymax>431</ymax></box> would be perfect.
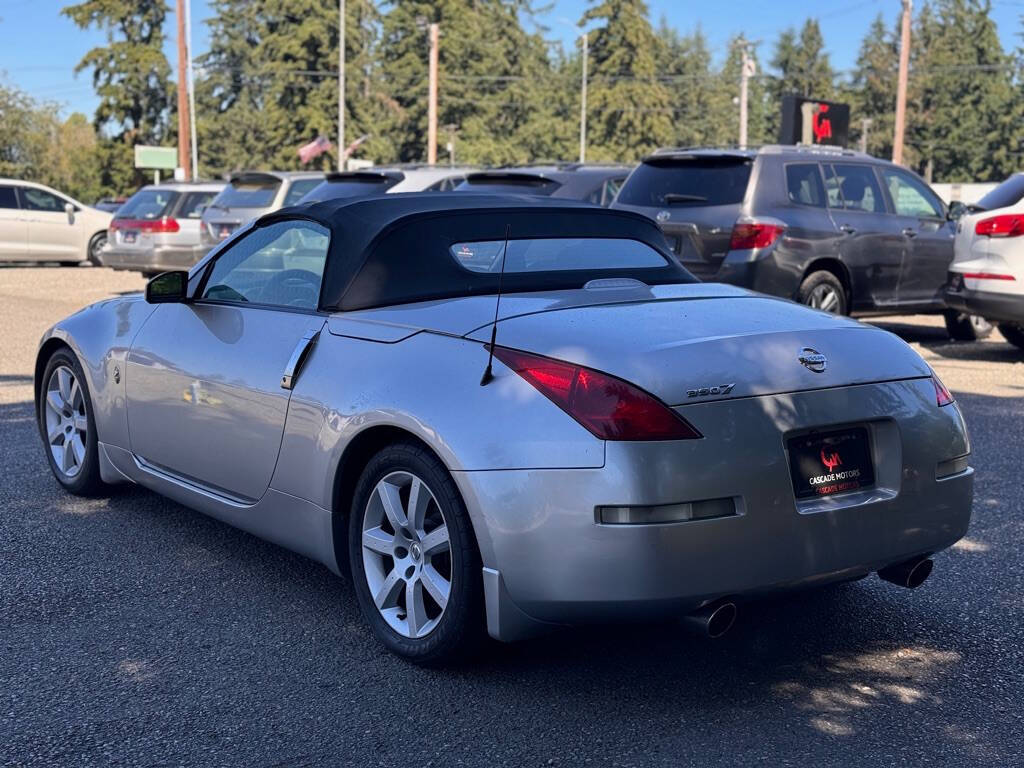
<box><xmin>348</xmin><ymin>442</ymin><xmax>483</xmax><ymax>664</ymax></box>
<box><xmin>944</xmin><ymin>310</ymin><xmax>993</xmax><ymax>341</ymax></box>
<box><xmin>87</xmin><ymin>232</ymin><xmax>107</xmax><ymax>266</ymax></box>
<box><xmin>38</xmin><ymin>348</ymin><xmax>107</xmax><ymax>496</ymax></box>
<box><xmin>797</xmin><ymin>270</ymin><xmax>848</xmax><ymax>315</ymax></box>
<box><xmin>998</xmin><ymin>322</ymin><xmax>1024</xmax><ymax>350</ymax></box>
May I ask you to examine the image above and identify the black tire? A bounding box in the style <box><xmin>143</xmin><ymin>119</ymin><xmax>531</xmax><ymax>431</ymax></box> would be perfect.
<box><xmin>998</xmin><ymin>322</ymin><xmax>1024</xmax><ymax>350</ymax></box>
<box><xmin>348</xmin><ymin>441</ymin><xmax>484</xmax><ymax>665</ymax></box>
<box><xmin>37</xmin><ymin>348</ymin><xmax>107</xmax><ymax>496</ymax></box>
<box><xmin>87</xmin><ymin>232</ymin><xmax>107</xmax><ymax>266</ymax></box>
<box><xmin>944</xmin><ymin>310</ymin><xmax>993</xmax><ymax>341</ymax></box>
<box><xmin>797</xmin><ymin>270</ymin><xmax>848</xmax><ymax>315</ymax></box>
<box><xmin>59</xmin><ymin>261</ymin><xmax>83</xmax><ymax>267</ymax></box>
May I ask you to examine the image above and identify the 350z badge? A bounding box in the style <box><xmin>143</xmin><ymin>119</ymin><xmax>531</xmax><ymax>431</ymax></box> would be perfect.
<box><xmin>687</xmin><ymin>383</ymin><xmax>736</xmax><ymax>398</ymax></box>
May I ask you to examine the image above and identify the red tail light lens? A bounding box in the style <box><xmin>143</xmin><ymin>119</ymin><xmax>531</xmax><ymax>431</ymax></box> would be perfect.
<box><xmin>932</xmin><ymin>375</ymin><xmax>954</xmax><ymax>407</ymax></box>
<box><xmin>975</xmin><ymin>214</ymin><xmax>1024</xmax><ymax>237</ymax></box>
<box><xmin>729</xmin><ymin>219</ymin><xmax>785</xmax><ymax>250</ymax></box>
<box><xmin>110</xmin><ymin>217</ymin><xmax>180</xmax><ymax>233</ymax></box>
<box><xmin>490</xmin><ymin>346</ymin><xmax>702</xmax><ymax>441</ymax></box>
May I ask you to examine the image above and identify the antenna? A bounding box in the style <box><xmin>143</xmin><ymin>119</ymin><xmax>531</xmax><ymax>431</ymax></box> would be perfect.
<box><xmin>479</xmin><ymin>225</ymin><xmax>511</xmax><ymax>386</ymax></box>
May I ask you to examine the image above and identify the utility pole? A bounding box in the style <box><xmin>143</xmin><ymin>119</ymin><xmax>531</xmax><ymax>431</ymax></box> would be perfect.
<box><xmin>338</xmin><ymin>0</ymin><xmax>345</xmax><ymax>171</ymax></box>
<box><xmin>579</xmin><ymin>31</ymin><xmax>588</xmax><ymax>164</ymax></box>
<box><xmin>185</xmin><ymin>0</ymin><xmax>198</xmax><ymax>179</ymax></box>
<box><xmin>892</xmin><ymin>0</ymin><xmax>912</xmax><ymax>165</ymax></box>
<box><xmin>859</xmin><ymin>117</ymin><xmax>873</xmax><ymax>154</ymax></box>
<box><xmin>175</xmin><ymin>0</ymin><xmax>191</xmax><ymax>180</ymax></box>
<box><xmin>427</xmin><ymin>23</ymin><xmax>439</xmax><ymax>165</ymax></box>
<box><xmin>737</xmin><ymin>38</ymin><xmax>756</xmax><ymax>150</ymax></box>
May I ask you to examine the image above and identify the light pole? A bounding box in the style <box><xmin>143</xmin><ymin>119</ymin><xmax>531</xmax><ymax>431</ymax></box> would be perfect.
<box><xmin>186</xmin><ymin>0</ymin><xmax>198</xmax><ymax>179</ymax></box>
<box><xmin>579</xmin><ymin>30</ymin><xmax>588</xmax><ymax>164</ymax></box>
<box><xmin>735</xmin><ymin>37</ymin><xmax>757</xmax><ymax>150</ymax></box>
<box><xmin>338</xmin><ymin>0</ymin><xmax>345</xmax><ymax>171</ymax></box>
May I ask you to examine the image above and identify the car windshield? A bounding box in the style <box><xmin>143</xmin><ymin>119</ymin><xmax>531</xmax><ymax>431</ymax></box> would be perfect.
<box><xmin>975</xmin><ymin>174</ymin><xmax>1024</xmax><ymax>211</ymax></box>
<box><xmin>213</xmin><ymin>178</ymin><xmax>282</xmax><ymax>209</ymax></box>
<box><xmin>450</xmin><ymin>237</ymin><xmax>667</xmax><ymax>273</ymax></box>
<box><xmin>116</xmin><ymin>189</ymin><xmax>178</xmax><ymax>220</ymax></box>
<box><xmin>616</xmin><ymin>159</ymin><xmax>752</xmax><ymax>207</ymax></box>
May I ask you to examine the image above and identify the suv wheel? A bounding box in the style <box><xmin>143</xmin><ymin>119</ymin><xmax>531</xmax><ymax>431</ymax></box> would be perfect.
<box><xmin>998</xmin><ymin>322</ymin><xmax>1024</xmax><ymax>350</ymax></box>
<box><xmin>944</xmin><ymin>311</ymin><xmax>993</xmax><ymax>341</ymax></box>
<box><xmin>798</xmin><ymin>271</ymin><xmax>847</xmax><ymax>315</ymax></box>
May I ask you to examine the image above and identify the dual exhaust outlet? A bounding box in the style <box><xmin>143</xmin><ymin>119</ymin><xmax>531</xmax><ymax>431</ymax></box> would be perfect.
<box><xmin>681</xmin><ymin>555</ymin><xmax>934</xmax><ymax>639</ymax></box>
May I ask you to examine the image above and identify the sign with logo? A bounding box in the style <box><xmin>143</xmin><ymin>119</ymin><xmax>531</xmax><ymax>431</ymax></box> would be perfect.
<box><xmin>787</xmin><ymin>426</ymin><xmax>874</xmax><ymax>499</ymax></box>
<box><xmin>779</xmin><ymin>96</ymin><xmax>850</xmax><ymax>148</ymax></box>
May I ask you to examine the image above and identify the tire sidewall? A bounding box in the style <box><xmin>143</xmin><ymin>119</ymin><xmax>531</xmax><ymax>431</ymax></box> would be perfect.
<box><xmin>88</xmin><ymin>232</ymin><xmax>107</xmax><ymax>266</ymax></box>
<box><xmin>347</xmin><ymin>442</ymin><xmax>482</xmax><ymax>664</ymax></box>
<box><xmin>38</xmin><ymin>349</ymin><xmax>103</xmax><ymax>495</ymax></box>
<box><xmin>798</xmin><ymin>271</ymin><xmax>848</xmax><ymax>315</ymax></box>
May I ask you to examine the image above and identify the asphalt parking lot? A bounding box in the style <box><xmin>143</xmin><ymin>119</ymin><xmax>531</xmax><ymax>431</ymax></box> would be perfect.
<box><xmin>2</xmin><ymin>266</ymin><xmax>1023</xmax><ymax>767</ymax></box>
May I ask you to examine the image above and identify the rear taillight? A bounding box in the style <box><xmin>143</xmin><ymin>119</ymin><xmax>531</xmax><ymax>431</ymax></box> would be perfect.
<box><xmin>729</xmin><ymin>219</ymin><xmax>785</xmax><ymax>250</ymax></box>
<box><xmin>490</xmin><ymin>347</ymin><xmax>702</xmax><ymax>441</ymax></box>
<box><xmin>975</xmin><ymin>214</ymin><xmax>1024</xmax><ymax>237</ymax></box>
<box><xmin>962</xmin><ymin>272</ymin><xmax>1015</xmax><ymax>281</ymax></box>
<box><xmin>932</xmin><ymin>375</ymin><xmax>954</xmax><ymax>407</ymax></box>
<box><xmin>110</xmin><ymin>217</ymin><xmax>180</xmax><ymax>233</ymax></box>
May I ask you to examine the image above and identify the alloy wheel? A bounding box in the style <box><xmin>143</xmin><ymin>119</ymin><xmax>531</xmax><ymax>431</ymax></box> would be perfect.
<box><xmin>807</xmin><ymin>283</ymin><xmax>842</xmax><ymax>313</ymax></box>
<box><xmin>44</xmin><ymin>365</ymin><xmax>88</xmax><ymax>478</ymax></box>
<box><xmin>361</xmin><ymin>471</ymin><xmax>453</xmax><ymax>639</ymax></box>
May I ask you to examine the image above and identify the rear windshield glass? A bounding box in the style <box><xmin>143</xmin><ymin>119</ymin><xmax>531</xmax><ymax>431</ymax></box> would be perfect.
<box><xmin>213</xmin><ymin>178</ymin><xmax>282</xmax><ymax>208</ymax></box>
<box><xmin>300</xmin><ymin>177</ymin><xmax>400</xmax><ymax>203</ymax></box>
<box><xmin>178</xmin><ymin>191</ymin><xmax>217</xmax><ymax>219</ymax></box>
<box><xmin>117</xmin><ymin>189</ymin><xmax>178</xmax><ymax>220</ymax></box>
<box><xmin>616</xmin><ymin>159</ymin><xmax>752</xmax><ymax>207</ymax></box>
<box><xmin>975</xmin><ymin>174</ymin><xmax>1024</xmax><ymax>211</ymax></box>
<box><xmin>283</xmin><ymin>178</ymin><xmax>322</xmax><ymax>206</ymax></box>
<box><xmin>450</xmin><ymin>238</ymin><xmax>667</xmax><ymax>273</ymax></box>
<box><xmin>454</xmin><ymin>176</ymin><xmax>561</xmax><ymax>196</ymax></box>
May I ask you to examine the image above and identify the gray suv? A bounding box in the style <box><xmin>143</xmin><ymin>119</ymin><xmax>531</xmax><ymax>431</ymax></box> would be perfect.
<box><xmin>199</xmin><ymin>171</ymin><xmax>323</xmax><ymax>253</ymax></box>
<box><xmin>613</xmin><ymin>145</ymin><xmax>985</xmax><ymax>338</ymax></box>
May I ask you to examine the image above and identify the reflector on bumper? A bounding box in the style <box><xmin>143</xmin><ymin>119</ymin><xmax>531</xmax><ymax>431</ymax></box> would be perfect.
<box><xmin>597</xmin><ymin>497</ymin><xmax>737</xmax><ymax>525</ymax></box>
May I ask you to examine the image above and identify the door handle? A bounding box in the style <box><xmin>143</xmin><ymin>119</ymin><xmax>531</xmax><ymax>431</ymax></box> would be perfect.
<box><xmin>280</xmin><ymin>326</ymin><xmax>322</xmax><ymax>390</ymax></box>
<box><xmin>902</xmin><ymin>228</ymin><xmax>918</xmax><ymax>238</ymax></box>
<box><xmin>839</xmin><ymin>224</ymin><xmax>856</xmax><ymax>235</ymax></box>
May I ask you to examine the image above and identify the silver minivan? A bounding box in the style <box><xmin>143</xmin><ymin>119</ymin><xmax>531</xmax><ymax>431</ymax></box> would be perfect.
<box><xmin>102</xmin><ymin>182</ymin><xmax>225</xmax><ymax>275</ymax></box>
<box><xmin>198</xmin><ymin>171</ymin><xmax>324</xmax><ymax>254</ymax></box>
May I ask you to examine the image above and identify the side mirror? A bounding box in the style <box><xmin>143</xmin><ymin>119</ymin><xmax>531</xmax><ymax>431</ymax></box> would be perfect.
<box><xmin>947</xmin><ymin>201</ymin><xmax>967</xmax><ymax>221</ymax></box>
<box><xmin>145</xmin><ymin>270</ymin><xmax>189</xmax><ymax>304</ymax></box>
<box><xmin>64</xmin><ymin>202</ymin><xmax>75</xmax><ymax>222</ymax></box>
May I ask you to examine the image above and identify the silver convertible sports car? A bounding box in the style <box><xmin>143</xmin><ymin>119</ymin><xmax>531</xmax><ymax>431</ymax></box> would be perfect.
<box><xmin>35</xmin><ymin>194</ymin><xmax>974</xmax><ymax>663</ymax></box>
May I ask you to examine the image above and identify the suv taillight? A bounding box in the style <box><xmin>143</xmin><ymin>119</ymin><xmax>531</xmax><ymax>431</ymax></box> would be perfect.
<box><xmin>975</xmin><ymin>214</ymin><xmax>1024</xmax><ymax>237</ymax></box>
<box><xmin>110</xmin><ymin>217</ymin><xmax>180</xmax><ymax>233</ymax></box>
<box><xmin>490</xmin><ymin>346</ymin><xmax>702</xmax><ymax>441</ymax></box>
<box><xmin>729</xmin><ymin>219</ymin><xmax>785</xmax><ymax>250</ymax></box>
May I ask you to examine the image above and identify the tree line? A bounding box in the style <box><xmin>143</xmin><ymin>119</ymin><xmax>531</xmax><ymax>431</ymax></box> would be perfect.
<box><xmin>1</xmin><ymin>0</ymin><xmax>1020</xmax><ymax>202</ymax></box>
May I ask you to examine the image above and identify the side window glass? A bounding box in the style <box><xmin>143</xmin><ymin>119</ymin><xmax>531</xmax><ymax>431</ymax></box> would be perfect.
<box><xmin>0</xmin><ymin>185</ymin><xmax>18</xmax><ymax>209</ymax></box>
<box><xmin>831</xmin><ymin>164</ymin><xmax>885</xmax><ymax>213</ymax></box>
<box><xmin>822</xmin><ymin>165</ymin><xmax>843</xmax><ymax>208</ymax></box>
<box><xmin>785</xmin><ymin>164</ymin><xmax>826</xmax><ymax>207</ymax></box>
<box><xmin>603</xmin><ymin>177</ymin><xmax>625</xmax><ymax>206</ymax></box>
<box><xmin>178</xmin><ymin>192</ymin><xmax>216</xmax><ymax>219</ymax></box>
<box><xmin>283</xmin><ymin>179</ymin><xmax>321</xmax><ymax>206</ymax></box>
<box><xmin>201</xmin><ymin>220</ymin><xmax>329</xmax><ymax>310</ymax></box>
<box><xmin>21</xmin><ymin>187</ymin><xmax>65</xmax><ymax>212</ymax></box>
<box><xmin>881</xmin><ymin>168</ymin><xmax>943</xmax><ymax>218</ymax></box>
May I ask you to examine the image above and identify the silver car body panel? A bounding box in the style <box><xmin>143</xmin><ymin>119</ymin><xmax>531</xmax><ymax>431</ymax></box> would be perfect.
<box><xmin>36</xmin><ymin>282</ymin><xmax>973</xmax><ymax>642</ymax></box>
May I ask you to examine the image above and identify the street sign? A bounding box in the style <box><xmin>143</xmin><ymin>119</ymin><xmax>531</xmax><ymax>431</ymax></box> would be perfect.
<box><xmin>779</xmin><ymin>96</ymin><xmax>850</xmax><ymax>148</ymax></box>
<box><xmin>134</xmin><ymin>145</ymin><xmax>178</xmax><ymax>170</ymax></box>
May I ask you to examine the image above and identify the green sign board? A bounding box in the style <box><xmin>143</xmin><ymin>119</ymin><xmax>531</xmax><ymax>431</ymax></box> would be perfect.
<box><xmin>134</xmin><ymin>145</ymin><xmax>178</xmax><ymax>170</ymax></box>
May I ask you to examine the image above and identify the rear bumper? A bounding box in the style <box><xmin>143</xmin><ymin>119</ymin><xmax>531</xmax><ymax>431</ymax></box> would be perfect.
<box><xmin>102</xmin><ymin>244</ymin><xmax>205</xmax><ymax>273</ymax></box>
<box><xmin>455</xmin><ymin>378</ymin><xmax>973</xmax><ymax>641</ymax></box>
<box><xmin>944</xmin><ymin>285</ymin><xmax>1024</xmax><ymax>324</ymax></box>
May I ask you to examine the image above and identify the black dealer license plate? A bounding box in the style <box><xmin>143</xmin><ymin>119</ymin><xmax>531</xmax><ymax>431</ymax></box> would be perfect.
<box><xmin>788</xmin><ymin>427</ymin><xmax>875</xmax><ymax>499</ymax></box>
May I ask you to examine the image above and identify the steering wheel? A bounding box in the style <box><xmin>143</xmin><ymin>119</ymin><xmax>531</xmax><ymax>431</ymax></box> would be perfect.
<box><xmin>259</xmin><ymin>268</ymin><xmax>321</xmax><ymax>308</ymax></box>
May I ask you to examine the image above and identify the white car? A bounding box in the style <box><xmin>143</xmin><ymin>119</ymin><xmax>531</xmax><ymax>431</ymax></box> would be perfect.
<box><xmin>0</xmin><ymin>179</ymin><xmax>112</xmax><ymax>265</ymax></box>
<box><xmin>946</xmin><ymin>175</ymin><xmax>1024</xmax><ymax>350</ymax></box>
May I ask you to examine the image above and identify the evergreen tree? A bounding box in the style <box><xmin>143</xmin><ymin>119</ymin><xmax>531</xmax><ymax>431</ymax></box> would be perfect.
<box><xmin>656</xmin><ymin>21</ymin><xmax>716</xmax><ymax>148</ymax></box>
<box><xmin>767</xmin><ymin>18</ymin><xmax>835</xmax><ymax>140</ymax></box>
<box><xmin>62</xmin><ymin>0</ymin><xmax>171</xmax><ymax>192</ymax></box>
<box><xmin>581</xmin><ymin>0</ymin><xmax>674</xmax><ymax>162</ymax></box>
<box><xmin>845</xmin><ymin>14</ymin><xmax>898</xmax><ymax>160</ymax></box>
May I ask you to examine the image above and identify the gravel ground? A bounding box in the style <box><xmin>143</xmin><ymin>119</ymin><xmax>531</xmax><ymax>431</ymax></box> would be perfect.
<box><xmin>2</xmin><ymin>266</ymin><xmax>1023</xmax><ymax>767</ymax></box>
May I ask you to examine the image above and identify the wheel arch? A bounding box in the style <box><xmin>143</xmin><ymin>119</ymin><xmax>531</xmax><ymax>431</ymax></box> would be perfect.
<box><xmin>802</xmin><ymin>258</ymin><xmax>852</xmax><ymax>308</ymax></box>
<box><xmin>34</xmin><ymin>337</ymin><xmax>75</xmax><ymax>408</ymax></box>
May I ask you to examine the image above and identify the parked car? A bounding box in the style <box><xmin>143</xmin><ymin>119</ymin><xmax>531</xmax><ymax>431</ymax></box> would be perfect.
<box><xmin>198</xmin><ymin>171</ymin><xmax>324</xmax><ymax>253</ymax></box>
<box><xmin>36</xmin><ymin>194</ymin><xmax>972</xmax><ymax>663</ymax></box>
<box><xmin>944</xmin><ymin>174</ymin><xmax>1024</xmax><ymax>350</ymax></box>
<box><xmin>101</xmin><ymin>182</ymin><xmax>225</xmax><ymax>276</ymax></box>
<box><xmin>0</xmin><ymin>179</ymin><xmax>111</xmax><ymax>265</ymax></box>
<box><xmin>612</xmin><ymin>146</ymin><xmax>988</xmax><ymax>340</ymax></box>
<box><xmin>298</xmin><ymin>166</ymin><xmax>477</xmax><ymax>203</ymax></box>
<box><xmin>93</xmin><ymin>197</ymin><xmax>128</xmax><ymax>214</ymax></box>
<box><xmin>454</xmin><ymin>164</ymin><xmax>629</xmax><ymax>206</ymax></box>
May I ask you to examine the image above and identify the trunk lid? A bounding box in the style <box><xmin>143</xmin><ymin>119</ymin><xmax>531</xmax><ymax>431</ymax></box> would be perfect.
<box><xmin>465</xmin><ymin>293</ymin><xmax>929</xmax><ymax>405</ymax></box>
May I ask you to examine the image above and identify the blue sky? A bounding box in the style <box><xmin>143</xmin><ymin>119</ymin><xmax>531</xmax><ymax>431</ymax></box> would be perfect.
<box><xmin>1</xmin><ymin>0</ymin><xmax>1021</xmax><ymax>118</ymax></box>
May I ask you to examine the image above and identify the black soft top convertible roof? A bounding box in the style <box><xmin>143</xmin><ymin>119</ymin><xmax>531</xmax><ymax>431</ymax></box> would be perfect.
<box><xmin>258</xmin><ymin>193</ymin><xmax>693</xmax><ymax>311</ymax></box>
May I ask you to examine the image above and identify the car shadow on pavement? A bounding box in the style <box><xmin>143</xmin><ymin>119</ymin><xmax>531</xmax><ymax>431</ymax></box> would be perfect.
<box><xmin>873</xmin><ymin>320</ymin><xmax>1023</xmax><ymax>363</ymax></box>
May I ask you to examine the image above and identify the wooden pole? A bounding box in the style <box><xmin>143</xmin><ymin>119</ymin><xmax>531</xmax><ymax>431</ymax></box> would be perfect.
<box><xmin>892</xmin><ymin>0</ymin><xmax>912</xmax><ymax>165</ymax></box>
<box><xmin>175</xmin><ymin>0</ymin><xmax>191</xmax><ymax>180</ymax></box>
<box><xmin>338</xmin><ymin>0</ymin><xmax>345</xmax><ymax>171</ymax></box>
<box><xmin>428</xmin><ymin>23</ymin><xmax>439</xmax><ymax>165</ymax></box>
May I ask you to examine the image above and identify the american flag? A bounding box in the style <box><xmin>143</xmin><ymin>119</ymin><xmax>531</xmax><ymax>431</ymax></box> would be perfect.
<box><xmin>298</xmin><ymin>135</ymin><xmax>333</xmax><ymax>164</ymax></box>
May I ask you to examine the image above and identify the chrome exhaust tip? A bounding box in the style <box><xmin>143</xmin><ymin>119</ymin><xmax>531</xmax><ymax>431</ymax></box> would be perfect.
<box><xmin>878</xmin><ymin>557</ymin><xmax>934</xmax><ymax>589</ymax></box>
<box><xmin>681</xmin><ymin>599</ymin><xmax>738</xmax><ymax>639</ymax></box>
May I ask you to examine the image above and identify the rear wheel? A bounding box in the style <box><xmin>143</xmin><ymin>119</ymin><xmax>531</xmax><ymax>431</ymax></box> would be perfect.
<box><xmin>944</xmin><ymin>310</ymin><xmax>993</xmax><ymax>341</ymax></box>
<box><xmin>998</xmin><ymin>322</ymin><xmax>1024</xmax><ymax>350</ymax></box>
<box><xmin>798</xmin><ymin>270</ymin><xmax>848</xmax><ymax>315</ymax></box>
<box><xmin>87</xmin><ymin>232</ymin><xmax>107</xmax><ymax>266</ymax></box>
<box><xmin>38</xmin><ymin>348</ymin><xmax>107</xmax><ymax>496</ymax></box>
<box><xmin>348</xmin><ymin>441</ymin><xmax>483</xmax><ymax>664</ymax></box>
